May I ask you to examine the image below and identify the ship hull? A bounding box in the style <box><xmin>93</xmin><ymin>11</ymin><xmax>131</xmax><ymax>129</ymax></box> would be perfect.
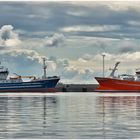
<box><xmin>95</xmin><ymin>77</ymin><xmax>140</xmax><ymax>92</ymax></box>
<box><xmin>0</xmin><ymin>77</ymin><xmax>59</xmax><ymax>93</ymax></box>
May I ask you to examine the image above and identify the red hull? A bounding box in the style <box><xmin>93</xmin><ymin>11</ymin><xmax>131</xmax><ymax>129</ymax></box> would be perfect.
<box><xmin>95</xmin><ymin>77</ymin><xmax>140</xmax><ymax>92</ymax></box>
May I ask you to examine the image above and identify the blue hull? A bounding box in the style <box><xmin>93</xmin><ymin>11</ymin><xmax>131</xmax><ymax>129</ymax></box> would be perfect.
<box><xmin>0</xmin><ymin>78</ymin><xmax>60</xmax><ymax>92</ymax></box>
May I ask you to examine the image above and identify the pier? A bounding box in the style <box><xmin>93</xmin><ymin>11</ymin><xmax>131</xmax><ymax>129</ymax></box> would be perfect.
<box><xmin>56</xmin><ymin>83</ymin><xmax>98</xmax><ymax>92</ymax></box>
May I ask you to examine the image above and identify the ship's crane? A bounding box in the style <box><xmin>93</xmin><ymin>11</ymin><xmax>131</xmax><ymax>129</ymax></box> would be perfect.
<box><xmin>109</xmin><ymin>62</ymin><xmax>120</xmax><ymax>78</ymax></box>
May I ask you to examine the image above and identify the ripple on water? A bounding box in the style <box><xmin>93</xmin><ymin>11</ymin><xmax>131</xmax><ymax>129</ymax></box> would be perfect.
<box><xmin>0</xmin><ymin>92</ymin><xmax>139</xmax><ymax>138</ymax></box>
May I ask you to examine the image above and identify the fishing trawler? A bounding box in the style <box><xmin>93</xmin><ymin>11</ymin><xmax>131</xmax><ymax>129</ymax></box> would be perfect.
<box><xmin>0</xmin><ymin>58</ymin><xmax>60</xmax><ymax>92</ymax></box>
<box><xmin>95</xmin><ymin>62</ymin><xmax>140</xmax><ymax>92</ymax></box>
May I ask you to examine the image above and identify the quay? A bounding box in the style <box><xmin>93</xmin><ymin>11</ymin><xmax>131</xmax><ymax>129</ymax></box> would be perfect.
<box><xmin>56</xmin><ymin>83</ymin><xmax>98</xmax><ymax>92</ymax></box>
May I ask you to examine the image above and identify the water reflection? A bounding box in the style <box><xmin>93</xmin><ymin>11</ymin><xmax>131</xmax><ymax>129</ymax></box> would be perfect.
<box><xmin>0</xmin><ymin>94</ymin><xmax>140</xmax><ymax>138</ymax></box>
<box><xmin>0</xmin><ymin>96</ymin><xmax>59</xmax><ymax>138</ymax></box>
<box><xmin>42</xmin><ymin>96</ymin><xmax>57</xmax><ymax>136</ymax></box>
<box><xmin>97</xmin><ymin>96</ymin><xmax>140</xmax><ymax>139</ymax></box>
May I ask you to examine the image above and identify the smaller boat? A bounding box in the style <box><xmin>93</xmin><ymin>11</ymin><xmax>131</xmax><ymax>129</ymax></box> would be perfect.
<box><xmin>95</xmin><ymin>62</ymin><xmax>140</xmax><ymax>92</ymax></box>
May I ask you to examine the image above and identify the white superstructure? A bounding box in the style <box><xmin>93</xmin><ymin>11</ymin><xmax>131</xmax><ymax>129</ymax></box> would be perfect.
<box><xmin>0</xmin><ymin>63</ymin><xmax>9</xmax><ymax>80</ymax></box>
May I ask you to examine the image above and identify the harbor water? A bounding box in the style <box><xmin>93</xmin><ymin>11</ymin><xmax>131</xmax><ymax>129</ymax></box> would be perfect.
<box><xmin>0</xmin><ymin>92</ymin><xmax>140</xmax><ymax>139</ymax></box>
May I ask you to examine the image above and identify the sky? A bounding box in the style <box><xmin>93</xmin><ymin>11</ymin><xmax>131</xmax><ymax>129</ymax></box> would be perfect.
<box><xmin>0</xmin><ymin>1</ymin><xmax>140</xmax><ymax>83</ymax></box>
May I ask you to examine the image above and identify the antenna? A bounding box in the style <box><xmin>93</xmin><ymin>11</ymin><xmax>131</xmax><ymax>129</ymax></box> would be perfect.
<box><xmin>42</xmin><ymin>58</ymin><xmax>47</xmax><ymax>79</ymax></box>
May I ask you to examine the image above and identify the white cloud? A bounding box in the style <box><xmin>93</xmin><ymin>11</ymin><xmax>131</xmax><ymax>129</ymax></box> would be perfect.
<box><xmin>67</xmin><ymin>10</ymin><xmax>87</xmax><ymax>16</ymax></box>
<box><xmin>67</xmin><ymin>58</ymin><xmax>94</xmax><ymax>74</ymax></box>
<box><xmin>0</xmin><ymin>25</ymin><xmax>21</xmax><ymax>47</ymax></box>
<box><xmin>62</xmin><ymin>52</ymin><xmax>140</xmax><ymax>83</ymax></box>
<box><xmin>127</xmin><ymin>21</ymin><xmax>140</xmax><ymax>26</ymax></box>
<box><xmin>0</xmin><ymin>49</ymin><xmax>47</xmax><ymax>77</ymax></box>
<box><xmin>82</xmin><ymin>54</ymin><xmax>93</xmax><ymax>60</ymax></box>
<box><xmin>69</xmin><ymin>1</ymin><xmax>140</xmax><ymax>11</ymax></box>
<box><xmin>45</xmin><ymin>33</ymin><xmax>65</xmax><ymax>47</ymax></box>
<box><xmin>118</xmin><ymin>41</ymin><xmax>137</xmax><ymax>53</ymax></box>
<box><xmin>0</xmin><ymin>49</ymin><xmax>45</xmax><ymax>63</ymax></box>
<box><xmin>60</xmin><ymin>25</ymin><xmax>120</xmax><ymax>32</ymax></box>
<box><xmin>105</xmin><ymin>1</ymin><xmax>140</xmax><ymax>11</ymax></box>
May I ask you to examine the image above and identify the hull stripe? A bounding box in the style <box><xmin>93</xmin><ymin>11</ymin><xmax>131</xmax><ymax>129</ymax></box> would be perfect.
<box><xmin>0</xmin><ymin>85</ymin><xmax>42</xmax><ymax>89</ymax></box>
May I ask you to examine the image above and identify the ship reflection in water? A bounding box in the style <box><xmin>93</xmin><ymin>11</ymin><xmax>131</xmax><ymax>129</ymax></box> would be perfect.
<box><xmin>0</xmin><ymin>93</ymin><xmax>140</xmax><ymax>138</ymax></box>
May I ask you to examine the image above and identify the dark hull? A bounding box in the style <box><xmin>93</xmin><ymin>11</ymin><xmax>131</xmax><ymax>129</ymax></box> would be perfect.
<box><xmin>0</xmin><ymin>77</ymin><xmax>60</xmax><ymax>93</ymax></box>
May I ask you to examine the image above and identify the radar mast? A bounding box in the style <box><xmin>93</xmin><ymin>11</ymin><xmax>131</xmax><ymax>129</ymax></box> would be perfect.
<box><xmin>42</xmin><ymin>58</ymin><xmax>47</xmax><ymax>79</ymax></box>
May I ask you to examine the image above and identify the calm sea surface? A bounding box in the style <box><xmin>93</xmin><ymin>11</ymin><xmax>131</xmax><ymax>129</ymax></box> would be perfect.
<box><xmin>0</xmin><ymin>92</ymin><xmax>140</xmax><ymax>139</ymax></box>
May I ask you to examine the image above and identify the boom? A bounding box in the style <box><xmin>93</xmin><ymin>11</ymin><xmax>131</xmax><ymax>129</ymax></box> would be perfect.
<box><xmin>109</xmin><ymin>62</ymin><xmax>120</xmax><ymax>78</ymax></box>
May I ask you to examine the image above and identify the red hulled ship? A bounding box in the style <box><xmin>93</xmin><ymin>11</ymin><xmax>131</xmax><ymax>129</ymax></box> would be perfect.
<box><xmin>95</xmin><ymin>62</ymin><xmax>140</xmax><ymax>92</ymax></box>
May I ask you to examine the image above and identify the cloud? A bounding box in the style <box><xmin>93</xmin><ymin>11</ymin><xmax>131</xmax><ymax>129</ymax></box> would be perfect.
<box><xmin>0</xmin><ymin>50</ymin><xmax>95</xmax><ymax>84</ymax></box>
<box><xmin>44</xmin><ymin>33</ymin><xmax>65</xmax><ymax>47</ymax></box>
<box><xmin>48</xmin><ymin>56</ymin><xmax>69</xmax><ymax>72</ymax></box>
<box><xmin>127</xmin><ymin>21</ymin><xmax>140</xmax><ymax>26</ymax></box>
<box><xmin>0</xmin><ymin>2</ymin><xmax>140</xmax><ymax>40</ymax></box>
<box><xmin>119</xmin><ymin>45</ymin><xmax>135</xmax><ymax>53</ymax></box>
<box><xmin>41</xmin><ymin>55</ymin><xmax>95</xmax><ymax>83</ymax></box>
<box><xmin>60</xmin><ymin>25</ymin><xmax>120</xmax><ymax>32</ymax></box>
<box><xmin>96</xmin><ymin>52</ymin><xmax>140</xmax><ymax>72</ymax></box>
<box><xmin>0</xmin><ymin>49</ymin><xmax>45</xmax><ymax>63</ymax></box>
<box><xmin>63</xmin><ymin>56</ymin><xmax>95</xmax><ymax>76</ymax></box>
<box><xmin>103</xmin><ymin>2</ymin><xmax>140</xmax><ymax>11</ymax></box>
<box><xmin>85</xmin><ymin>52</ymin><xmax>140</xmax><ymax>64</ymax></box>
<box><xmin>61</xmin><ymin>67</ymin><xmax>95</xmax><ymax>84</ymax></box>
<box><xmin>0</xmin><ymin>25</ymin><xmax>21</xmax><ymax>47</ymax></box>
<box><xmin>70</xmin><ymin>1</ymin><xmax>140</xmax><ymax>12</ymax></box>
<box><xmin>62</xmin><ymin>68</ymin><xmax>78</xmax><ymax>79</ymax></box>
<box><xmin>0</xmin><ymin>49</ymin><xmax>46</xmax><ymax>76</ymax></box>
<box><xmin>81</xmin><ymin>54</ymin><xmax>93</xmax><ymax>61</ymax></box>
<box><xmin>117</xmin><ymin>40</ymin><xmax>138</xmax><ymax>53</ymax></box>
<box><xmin>67</xmin><ymin>10</ymin><xmax>87</xmax><ymax>16</ymax></box>
<box><xmin>61</xmin><ymin>52</ymin><xmax>140</xmax><ymax>83</ymax></box>
<box><xmin>1</xmin><ymin>25</ymin><xmax>15</xmax><ymax>40</ymax></box>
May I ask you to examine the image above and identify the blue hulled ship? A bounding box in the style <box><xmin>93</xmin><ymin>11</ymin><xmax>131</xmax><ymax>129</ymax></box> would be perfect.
<box><xmin>0</xmin><ymin>58</ymin><xmax>60</xmax><ymax>92</ymax></box>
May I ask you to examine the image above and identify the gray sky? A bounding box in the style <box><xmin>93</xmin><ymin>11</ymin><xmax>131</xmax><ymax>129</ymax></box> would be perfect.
<box><xmin>0</xmin><ymin>1</ymin><xmax>140</xmax><ymax>83</ymax></box>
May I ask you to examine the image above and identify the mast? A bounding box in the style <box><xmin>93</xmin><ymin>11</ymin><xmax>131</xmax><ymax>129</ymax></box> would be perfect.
<box><xmin>42</xmin><ymin>58</ymin><xmax>47</xmax><ymax>79</ymax></box>
<box><xmin>102</xmin><ymin>54</ymin><xmax>105</xmax><ymax>77</ymax></box>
